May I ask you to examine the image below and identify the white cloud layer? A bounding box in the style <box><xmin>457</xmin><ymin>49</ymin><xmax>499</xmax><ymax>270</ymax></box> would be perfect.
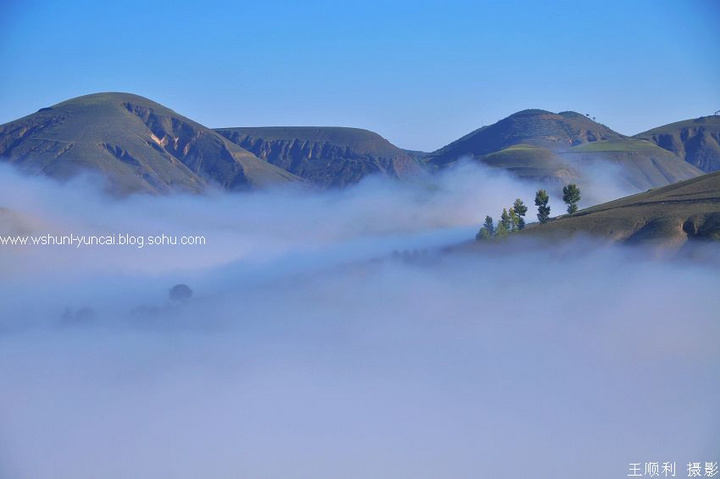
<box><xmin>0</xmin><ymin>164</ymin><xmax>718</xmax><ymax>479</ymax></box>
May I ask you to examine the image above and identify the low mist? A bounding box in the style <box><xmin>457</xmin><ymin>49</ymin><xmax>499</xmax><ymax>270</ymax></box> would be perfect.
<box><xmin>0</xmin><ymin>163</ymin><xmax>717</xmax><ymax>479</ymax></box>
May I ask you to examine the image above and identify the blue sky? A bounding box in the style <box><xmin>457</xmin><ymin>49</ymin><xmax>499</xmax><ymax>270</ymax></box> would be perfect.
<box><xmin>1</xmin><ymin>0</ymin><xmax>718</xmax><ymax>151</ymax></box>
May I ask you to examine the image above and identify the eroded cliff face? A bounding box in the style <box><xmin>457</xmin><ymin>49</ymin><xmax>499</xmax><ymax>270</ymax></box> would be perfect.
<box><xmin>612</xmin><ymin>212</ymin><xmax>720</xmax><ymax>247</ymax></box>
<box><xmin>216</xmin><ymin>127</ymin><xmax>424</xmax><ymax>188</ymax></box>
<box><xmin>647</xmin><ymin>128</ymin><xmax>720</xmax><ymax>172</ymax></box>
<box><xmin>0</xmin><ymin>93</ymin><xmax>300</xmax><ymax>195</ymax></box>
<box><xmin>636</xmin><ymin>116</ymin><xmax>720</xmax><ymax>173</ymax></box>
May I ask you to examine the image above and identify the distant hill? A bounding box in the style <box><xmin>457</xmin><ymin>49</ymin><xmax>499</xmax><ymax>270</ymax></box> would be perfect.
<box><xmin>480</xmin><ymin>144</ymin><xmax>580</xmax><ymax>182</ymax></box>
<box><xmin>426</xmin><ymin>109</ymin><xmax>702</xmax><ymax>188</ymax></box>
<box><xmin>1</xmin><ymin>94</ymin><xmax>714</xmax><ymax>194</ymax></box>
<box><xmin>520</xmin><ymin>170</ymin><xmax>720</xmax><ymax>246</ymax></box>
<box><xmin>427</xmin><ymin>109</ymin><xmax>623</xmax><ymax>167</ymax></box>
<box><xmin>215</xmin><ymin>126</ymin><xmax>424</xmax><ymax>188</ymax></box>
<box><xmin>565</xmin><ymin>138</ymin><xmax>703</xmax><ymax>190</ymax></box>
<box><xmin>634</xmin><ymin>115</ymin><xmax>720</xmax><ymax>172</ymax></box>
<box><xmin>0</xmin><ymin>93</ymin><xmax>300</xmax><ymax>194</ymax></box>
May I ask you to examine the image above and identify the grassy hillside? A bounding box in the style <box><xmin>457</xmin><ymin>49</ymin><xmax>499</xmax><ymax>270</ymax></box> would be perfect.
<box><xmin>425</xmin><ymin>110</ymin><xmax>700</xmax><ymax>188</ymax></box>
<box><xmin>635</xmin><ymin>115</ymin><xmax>720</xmax><ymax>172</ymax></box>
<box><xmin>520</xmin><ymin>171</ymin><xmax>720</xmax><ymax>246</ymax></box>
<box><xmin>215</xmin><ymin>126</ymin><xmax>424</xmax><ymax>188</ymax></box>
<box><xmin>427</xmin><ymin>109</ymin><xmax>623</xmax><ymax>168</ymax></box>
<box><xmin>480</xmin><ymin>144</ymin><xmax>579</xmax><ymax>182</ymax></box>
<box><xmin>565</xmin><ymin>138</ymin><xmax>703</xmax><ymax>190</ymax></box>
<box><xmin>0</xmin><ymin>93</ymin><xmax>300</xmax><ymax>194</ymax></box>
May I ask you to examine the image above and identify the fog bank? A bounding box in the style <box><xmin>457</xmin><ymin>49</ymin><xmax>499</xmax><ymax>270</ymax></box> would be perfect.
<box><xmin>0</xmin><ymin>163</ymin><xmax>717</xmax><ymax>479</ymax></box>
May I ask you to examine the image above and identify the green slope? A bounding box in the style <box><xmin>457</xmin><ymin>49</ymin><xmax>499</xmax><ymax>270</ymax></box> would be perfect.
<box><xmin>634</xmin><ymin>115</ymin><xmax>720</xmax><ymax>172</ymax></box>
<box><xmin>0</xmin><ymin>93</ymin><xmax>300</xmax><ymax>194</ymax></box>
<box><xmin>521</xmin><ymin>171</ymin><xmax>720</xmax><ymax>245</ymax></box>
<box><xmin>215</xmin><ymin>126</ymin><xmax>424</xmax><ymax>188</ymax></box>
<box><xmin>480</xmin><ymin>144</ymin><xmax>579</xmax><ymax>182</ymax></box>
<box><xmin>565</xmin><ymin>138</ymin><xmax>703</xmax><ymax>190</ymax></box>
<box><xmin>426</xmin><ymin>110</ymin><xmax>701</xmax><ymax>188</ymax></box>
<box><xmin>427</xmin><ymin>109</ymin><xmax>623</xmax><ymax>168</ymax></box>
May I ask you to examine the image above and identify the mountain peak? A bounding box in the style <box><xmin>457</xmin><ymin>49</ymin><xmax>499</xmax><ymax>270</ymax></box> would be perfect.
<box><xmin>0</xmin><ymin>92</ymin><xmax>299</xmax><ymax>194</ymax></box>
<box><xmin>428</xmin><ymin>108</ymin><xmax>624</xmax><ymax>166</ymax></box>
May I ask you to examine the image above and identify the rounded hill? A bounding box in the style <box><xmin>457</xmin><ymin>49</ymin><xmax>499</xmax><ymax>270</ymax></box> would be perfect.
<box><xmin>0</xmin><ymin>93</ymin><xmax>300</xmax><ymax>194</ymax></box>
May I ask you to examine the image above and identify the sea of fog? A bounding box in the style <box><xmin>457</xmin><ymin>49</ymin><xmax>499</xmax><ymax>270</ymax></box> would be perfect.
<box><xmin>0</xmin><ymin>162</ymin><xmax>718</xmax><ymax>479</ymax></box>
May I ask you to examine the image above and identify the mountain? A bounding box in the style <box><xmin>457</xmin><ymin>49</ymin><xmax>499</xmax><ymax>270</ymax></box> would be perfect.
<box><xmin>427</xmin><ymin>109</ymin><xmax>623</xmax><ymax>167</ymax></box>
<box><xmin>520</xmin><ymin>171</ymin><xmax>720</xmax><ymax>246</ymax></box>
<box><xmin>1</xmin><ymin>94</ymin><xmax>712</xmax><ymax>194</ymax></box>
<box><xmin>0</xmin><ymin>93</ymin><xmax>300</xmax><ymax>194</ymax></box>
<box><xmin>634</xmin><ymin>115</ymin><xmax>720</xmax><ymax>172</ymax></box>
<box><xmin>215</xmin><ymin>127</ymin><xmax>424</xmax><ymax>188</ymax></box>
<box><xmin>425</xmin><ymin>109</ymin><xmax>702</xmax><ymax>188</ymax></box>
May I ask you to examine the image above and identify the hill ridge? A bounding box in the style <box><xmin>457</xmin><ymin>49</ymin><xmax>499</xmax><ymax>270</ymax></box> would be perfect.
<box><xmin>215</xmin><ymin>126</ymin><xmax>423</xmax><ymax>188</ymax></box>
<box><xmin>0</xmin><ymin>92</ymin><xmax>300</xmax><ymax>194</ymax></box>
<box><xmin>634</xmin><ymin>115</ymin><xmax>720</xmax><ymax>172</ymax></box>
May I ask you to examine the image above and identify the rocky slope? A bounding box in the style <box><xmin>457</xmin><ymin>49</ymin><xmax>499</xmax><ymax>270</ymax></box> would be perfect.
<box><xmin>635</xmin><ymin>115</ymin><xmax>720</xmax><ymax>172</ymax></box>
<box><xmin>0</xmin><ymin>93</ymin><xmax>300</xmax><ymax>194</ymax></box>
<box><xmin>215</xmin><ymin>126</ymin><xmax>423</xmax><ymax>188</ymax></box>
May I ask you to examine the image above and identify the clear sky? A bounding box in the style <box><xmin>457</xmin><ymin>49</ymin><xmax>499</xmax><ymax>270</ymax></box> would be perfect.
<box><xmin>1</xmin><ymin>0</ymin><xmax>718</xmax><ymax>151</ymax></box>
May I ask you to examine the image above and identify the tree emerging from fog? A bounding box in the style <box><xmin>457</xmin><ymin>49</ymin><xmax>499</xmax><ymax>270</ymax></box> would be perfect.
<box><xmin>512</xmin><ymin>198</ymin><xmax>528</xmax><ymax>230</ymax></box>
<box><xmin>477</xmin><ymin>215</ymin><xmax>495</xmax><ymax>240</ymax></box>
<box><xmin>169</xmin><ymin>284</ymin><xmax>193</xmax><ymax>301</ymax></box>
<box><xmin>477</xmin><ymin>198</ymin><xmax>529</xmax><ymax>241</ymax></box>
<box><xmin>563</xmin><ymin>184</ymin><xmax>582</xmax><ymax>214</ymax></box>
<box><xmin>535</xmin><ymin>190</ymin><xmax>551</xmax><ymax>223</ymax></box>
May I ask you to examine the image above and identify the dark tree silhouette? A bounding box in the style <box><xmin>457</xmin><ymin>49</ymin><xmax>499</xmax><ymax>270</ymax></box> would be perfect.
<box><xmin>562</xmin><ymin>184</ymin><xmax>581</xmax><ymax>214</ymax></box>
<box><xmin>169</xmin><ymin>284</ymin><xmax>193</xmax><ymax>301</ymax></box>
<box><xmin>513</xmin><ymin>198</ymin><xmax>528</xmax><ymax>230</ymax></box>
<box><xmin>476</xmin><ymin>215</ymin><xmax>495</xmax><ymax>241</ymax></box>
<box><xmin>496</xmin><ymin>208</ymin><xmax>512</xmax><ymax>237</ymax></box>
<box><xmin>535</xmin><ymin>190</ymin><xmax>551</xmax><ymax>223</ymax></box>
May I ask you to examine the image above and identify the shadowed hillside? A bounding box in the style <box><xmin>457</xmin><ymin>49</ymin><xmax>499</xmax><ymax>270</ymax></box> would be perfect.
<box><xmin>635</xmin><ymin>115</ymin><xmax>720</xmax><ymax>172</ymax></box>
<box><xmin>215</xmin><ymin>126</ymin><xmax>424</xmax><ymax>188</ymax></box>
<box><xmin>0</xmin><ymin>93</ymin><xmax>300</xmax><ymax>194</ymax></box>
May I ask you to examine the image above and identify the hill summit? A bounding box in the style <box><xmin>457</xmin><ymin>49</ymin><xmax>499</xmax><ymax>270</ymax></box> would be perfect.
<box><xmin>425</xmin><ymin>109</ymin><xmax>702</xmax><ymax>189</ymax></box>
<box><xmin>0</xmin><ymin>93</ymin><xmax>300</xmax><ymax>194</ymax></box>
<box><xmin>427</xmin><ymin>109</ymin><xmax>623</xmax><ymax>167</ymax></box>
